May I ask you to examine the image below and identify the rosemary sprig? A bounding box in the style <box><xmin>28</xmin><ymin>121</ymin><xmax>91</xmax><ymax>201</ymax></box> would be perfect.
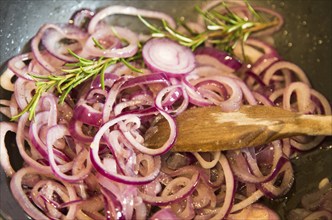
<box><xmin>11</xmin><ymin>1</ymin><xmax>279</xmax><ymax>121</ymax></box>
<box><xmin>11</xmin><ymin>49</ymin><xmax>142</xmax><ymax>121</ymax></box>
<box><xmin>139</xmin><ymin>1</ymin><xmax>279</xmax><ymax>53</ymax></box>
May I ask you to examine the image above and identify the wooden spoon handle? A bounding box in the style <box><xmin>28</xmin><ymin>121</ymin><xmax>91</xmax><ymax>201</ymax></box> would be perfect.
<box><xmin>274</xmin><ymin>114</ymin><xmax>332</xmax><ymax>136</ymax></box>
<box><xmin>144</xmin><ymin>105</ymin><xmax>332</xmax><ymax>152</ymax></box>
<box><xmin>228</xmin><ymin>105</ymin><xmax>332</xmax><ymax>136</ymax></box>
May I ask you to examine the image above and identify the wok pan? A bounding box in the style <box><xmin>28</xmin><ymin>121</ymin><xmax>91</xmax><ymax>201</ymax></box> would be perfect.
<box><xmin>0</xmin><ymin>0</ymin><xmax>331</xmax><ymax>219</ymax></box>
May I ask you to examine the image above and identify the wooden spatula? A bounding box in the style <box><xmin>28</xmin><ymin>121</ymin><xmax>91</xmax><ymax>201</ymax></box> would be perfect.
<box><xmin>144</xmin><ymin>105</ymin><xmax>332</xmax><ymax>152</ymax></box>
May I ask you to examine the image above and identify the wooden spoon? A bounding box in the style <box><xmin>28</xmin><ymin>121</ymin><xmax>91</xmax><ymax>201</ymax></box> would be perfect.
<box><xmin>144</xmin><ymin>105</ymin><xmax>332</xmax><ymax>152</ymax></box>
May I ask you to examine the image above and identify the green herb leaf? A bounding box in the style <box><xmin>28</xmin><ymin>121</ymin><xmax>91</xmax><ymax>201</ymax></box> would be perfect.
<box><xmin>120</xmin><ymin>58</ymin><xmax>143</xmax><ymax>73</ymax></box>
<box><xmin>92</xmin><ymin>37</ymin><xmax>105</xmax><ymax>50</ymax></box>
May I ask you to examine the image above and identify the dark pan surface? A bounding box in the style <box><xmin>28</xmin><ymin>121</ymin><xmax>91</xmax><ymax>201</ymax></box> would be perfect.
<box><xmin>0</xmin><ymin>1</ymin><xmax>331</xmax><ymax>219</ymax></box>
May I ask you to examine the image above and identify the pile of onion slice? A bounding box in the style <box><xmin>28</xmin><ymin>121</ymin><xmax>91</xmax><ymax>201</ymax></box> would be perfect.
<box><xmin>0</xmin><ymin>2</ymin><xmax>331</xmax><ymax>220</ymax></box>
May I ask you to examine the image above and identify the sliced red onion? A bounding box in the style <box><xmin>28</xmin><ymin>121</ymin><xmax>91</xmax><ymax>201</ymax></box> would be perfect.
<box><xmin>3</xmin><ymin>3</ymin><xmax>331</xmax><ymax>219</ymax></box>
<box><xmin>244</xmin><ymin>38</ymin><xmax>277</xmax><ymax>55</ymax></box>
<box><xmin>197</xmin><ymin>0</ymin><xmax>245</xmax><ymax>25</ymax></box>
<box><xmin>195</xmin><ymin>47</ymin><xmax>242</xmax><ymax>72</ymax></box>
<box><xmin>73</xmin><ymin>103</ymin><xmax>103</xmax><ymax>126</ymax></box>
<box><xmin>195</xmin><ymin>80</ymin><xmax>228</xmax><ymax>104</ymax></box>
<box><xmin>252</xmin><ymin>92</ymin><xmax>274</xmax><ymax>106</ymax></box>
<box><xmin>103</xmin><ymin>130</ymin><xmax>137</xmax><ymax>176</ymax></box>
<box><xmin>189</xmin><ymin>75</ymin><xmax>243</xmax><ymax>112</ymax></box>
<box><xmin>83</xmin><ymin>26</ymin><xmax>138</xmax><ymax>58</ymax></box>
<box><xmin>250</xmin><ymin>6</ymin><xmax>284</xmax><ymax>37</ymax></box>
<box><xmin>31</xmin><ymin>50</ymin><xmax>66</xmax><ymax>74</ymax></box>
<box><xmin>142</xmin><ymin>38</ymin><xmax>196</xmax><ymax>76</ymax></box>
<box><xmin>263</xmin><ymin>61</ymin><xmax>311</xmax><ymax>87</ymax></box>
<box><xmin>234</xmin><ymin>43</ymin><xmax>264</xmax><ymax>64</ymax></box>
<box><xmin>100</xmin><ymin>187</ymin><xmax>126</xmax><ymax>220</ymax></box>
<box><xmin>41</xmin><ymin>24</ymin><xmax>88</xmax><ymax>62</ymax></box>
<box><xmin>171</xmin><ymin>193</ymin><xmax>195</xmax><ymax>219</ymax></box>
<box><xmin>0</xmin><ymin>68</ymin><xmax>16</xmax><ymax>91</ymax></box>
<box><xmin>150</xmin><ymin>208</ymin><xmax>180</xmax><ymax>220</ymax></box>
<box><xmin>258</xmin><ymin>161</ymin><xmax>294</xmax><ymax>198</ymax></box>
<box><xmin>195</xmin><ymin>80</ymin><xmax>228</xmax><ymax>103</ymax></box>
<box><xmin>10</xmin><ymin>168</ymin><xmax>50</xmax><ymax>219</ymax></box>
<box><xmin>244</xmin><ymin>70</ymin><xmax>267</xmax><ymax>88</ymax></box>
<box><xmin>8</xmin><ymin>53</ymin><xmax>34</xmax><ymax>80</ymax></box>
<box><xmin>191</xmin><ymin>65</ymin><xmax>239</xmax><ymax>80</ymax></box>
<box><xmin>139</xmin><ymin>169</ymin><xmax>199</xmax><ymax>205</ymax></box>
<box><xmin>209</xmin><ymin>154</ymin><xmax>235</xmax><ymax>220</ymax></box>
<box><xmin>90</xmin><ymin>114</ymin><xmax>161</xmax><ymax>184</ymax></box>
<box><xmin>251</xmin><ymin>53</ymin><xmax>280</xmax><ymax>76</ymax></box>
<box><xmin>121</xmin><ymin>72</ymin><xmax>169</xmax><ymax>90</ymax></box>
<box><xmin>14</xmin><ymin>77</ymin><xmax>37</xmax><ymax>110</ymax></box>
<box><xmin>0</xmin><ymin>122</ymin><xmax>17</xmax><ymax>177</ymax></box>
<box><xmin>155</xmin><ymin>85</ymin><xmax>189</xmax><ymax>116</ymax></box>
<box><xmin>228</xmin><ymin>203</ymin><xmax>280</xmax><ymax>220</ymax></box>
<box><xmin>310</xmin><ymin>90</ymin><xmax>332</xmax><ymax>115</ymax></box>
<box><xmin>236</xmin><ymin>79</ymin><xmax>258</xmax><ymax>105</ymax></box>
<box><xmin>46</xmin><ymin>125</ymin><xmax>92</xmax><ymax>182</ymax></box>
<box><xmin>193</xmin><ymin>151</ymin><xmax>221</xmax><ymax>169</ymax></box>
<box><xmin>90</xmin><ymin>72</ymin><xmax>119</xmax><ymax>89</ymax></box>
<box><xmin>31</xmin><ymin>24</ymin><xmax>66</xmax><ymax>72</ymax></box>
<box><xmin>301</xmin><ymin>180</ymin><xmax>332</xmax><ymax>211</ymax></box>
<box><xmin>29</xmin><ymin>111</ymin><xmax>70</xmax><ymax>165</ymax></box>
<box><xmin>290</xmin><ymin>89</ymin><xmax>331</xmax><ymax>151</ymax></box>
<box><xmin>0</xmin><ymin>95</ymin><xmax>19</xmax><ymax>118</ymax></box>
<box><xmin>283</xmin><ymin>82</ymin><xmax>312</xmax><ymax>113</ymax></box>
<box><xmin>68</xmin><ymin>119</ymin><xmax>94</xmax><ymax>142</ymax></box>
<box><xmin>282</xmin><ymin>83</ymin><xmax>329</xmax><ymax>151</ymax></box>
<box><xmin>231</xmin><ymin>189</ymin><xmax>264</xmax><ymax>213</ymax></box>
<box><xmin>227</xmin><ymin>141</ymin><xmax>285</xmax><ymax>184</ymax></box>
<box><xmin>102</xmin><ymin>78</ymin><xmax>126</xmax><ymax>122</ymax></box>
<box><xmin>191</xmin><ymin>181</ymin><xmax>216</xmax><ymax>209</ymax></box>
<box><xmin>122</xmin><ymin>109</ymin><xmax>176</xmax><ymax>156</ymax></box>
<box><xmin>182</xmin><ymin>76</ymin><xmax>214</xmax><ymax>107</ymax></box>
<box><xmin>113</xmin><ymin>97</ymin><xmax>154</xmax><ymax>116</ymax></box>
<box><xmin>17</xmin><ymin>113</ymin><xmax>73</xmax><ymax>174</ymax></box>
<box><xmin>10</xmin><ymin>167</ymin><xmax>79</xmax><ymax>219</ymax></box>
<box><xmin>30</xmin><ymin>180</ymin><xmax>69</xmax><ymax>218</ymax></box>
<box><xmin>303</xmin><ymin>210</ymin><xmax>332</xmax><ymax>220</ymax></box>
<box><xmin>16</xmin><ymin>113</ymin><xmax>51</xmax><ymax>172</ymax></box>
<box><xmin>88</xmin><ymin>5</ymin><xmax>176</xmax><ymax>34</ymax></box>
<box><xmin>69</xmin><ymin>8</ymin><xmax>94</xmax><ymax>30</ymax></box>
